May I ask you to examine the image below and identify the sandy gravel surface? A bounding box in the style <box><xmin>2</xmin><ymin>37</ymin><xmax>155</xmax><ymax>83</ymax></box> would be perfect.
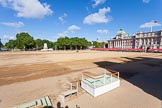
<box><xmin>0</xmin><ymin>51</ymin><xmax>162</xmax><ymax>108</ymax></box>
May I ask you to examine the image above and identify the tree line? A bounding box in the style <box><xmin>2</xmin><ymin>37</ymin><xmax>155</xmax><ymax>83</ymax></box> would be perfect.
<box><xmin>4</xmin><ymin>32</ymin><xmax>105</xmax><ymax>51</ymax></box>
<box><xmin>0</xmin><ymin>39</ymin><xmax>3</xmax><ymax>50</ymax></box>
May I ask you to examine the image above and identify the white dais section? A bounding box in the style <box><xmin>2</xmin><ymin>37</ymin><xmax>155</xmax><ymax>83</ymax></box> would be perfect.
<box><xmin>81</xmin><ymin>79</ymin><xmax>120</xmax><ymax>97</ymax></box>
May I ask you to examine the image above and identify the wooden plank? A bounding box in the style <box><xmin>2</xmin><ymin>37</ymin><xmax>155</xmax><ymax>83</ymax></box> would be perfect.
<box><xmin>83</xmin><ymin>72</ymin><xmax>105</xmax><ymax>79</ymax></box>
<box><xmin>63</xmin><ymin>90</ymin><xmax>77</xmax><ymax>96</ymax></box>
<box><xmin>45</xmin><ymin>96</ymin><xmax>52</xmax><ymax>106</ymax></box>
<box><xmin>41</xmin><ymin>98</ymin><xmax>47</xmax><ymax>107</ymax></box>
<box><xmin>17</xmin><ymin>101</ymin><xmax>36</xmax><ymax>108</ymax></box>
<box><xmin>36</xmin><ymin>99</ymin><xmax>42</xmax><ymax>106</ymax></box>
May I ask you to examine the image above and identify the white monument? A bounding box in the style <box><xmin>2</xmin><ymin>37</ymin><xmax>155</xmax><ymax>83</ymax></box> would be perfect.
<box><xmin>41</xmin><ymin>43</ymin><xmax>53</xmax><ymax>51</ymax></box>
<box><xmin>43</xmin><ymin>43</ymin><xmax>48</xmax><ymax>49</ymax></box>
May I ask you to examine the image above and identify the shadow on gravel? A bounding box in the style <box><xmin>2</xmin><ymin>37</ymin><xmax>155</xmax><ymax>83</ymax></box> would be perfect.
<box><xmin>94</xmin><ymin>56</ymin><xmax>162</xmax><ymax>100</ymax></box>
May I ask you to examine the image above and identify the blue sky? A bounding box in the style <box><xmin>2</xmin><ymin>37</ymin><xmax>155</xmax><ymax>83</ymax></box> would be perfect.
<box><xmin>0</xmin><ymin>0</ymin><xmax>162</xmax><ymax>44</ymax></box>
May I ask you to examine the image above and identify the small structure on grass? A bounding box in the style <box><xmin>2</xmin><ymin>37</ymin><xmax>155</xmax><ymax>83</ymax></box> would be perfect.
<box><xmin>12</xmin><ymin>96</ymin><xmax>52</xmax><ymax>108</ymax></box>
<box><xmin>41</xmin><ymin>43</ymin><xmax>53</xmax><ymax>51</ymax></box>
<box><xmin>81</xmin><ymin>70</ymin><xmax>120</xmax><ymax>97</ymax></box>
<box><xmin>60</xmin><ymin>81</ymin><xmax>78</xmax><ymax>103</ymax></box>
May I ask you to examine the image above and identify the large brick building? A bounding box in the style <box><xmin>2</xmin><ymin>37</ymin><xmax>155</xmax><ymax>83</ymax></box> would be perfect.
<box><xmin>106</xmin><ymin>29</ymin><xmax>162</xmax><ymax>49</ymax></box>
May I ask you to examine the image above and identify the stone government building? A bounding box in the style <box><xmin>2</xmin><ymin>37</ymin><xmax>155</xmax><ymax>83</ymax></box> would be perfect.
<box><xmin>106</xmin><ymin>29</ymin><xmax>162</xmax><ymax>49</ymax></box>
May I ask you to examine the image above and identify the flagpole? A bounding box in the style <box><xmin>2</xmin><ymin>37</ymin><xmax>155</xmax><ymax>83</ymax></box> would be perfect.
<box><xmin>151</xmin><ymin>25</ymin><xmax>152</xmax><ymax>32</ymax></box>
<box><xmin>151</xmin><ymin>20</ymin><xmax>157</xmax><ymax>32</ymax></box>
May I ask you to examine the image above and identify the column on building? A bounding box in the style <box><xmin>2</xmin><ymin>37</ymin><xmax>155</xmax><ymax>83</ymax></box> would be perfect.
<box><xmin>154</xmin><ymin>38</ymin><xmax>158</xmax><ymax>49</ymax></box>
<box><xmin>143</xmin><ymin>38</ymin><xmax>146</xmax><ymax>48</ymax></box>
<box><xmin>151</xmin><ymin>38</ymin><xmax>154</xmax><ymax>49</ymax></box>
<box><xmin>140</xmin><ymin>38</ymin><xmax>143</xmax><ymax>48</ymax></box>
<box><xmin>126</xmin><ymin>40</ymin><xmax>128</xmax><ymax>48</ymax></box>
<box><xmin>153</xmin><ymin>38</ymin><xmax>155</xmax><ymax>49</ymax></box>
<box><xmin>123</xmin><ymin>40</ymin><xmax>125</xmax><ymax>48</ymax></box>
<box><xmin>145</xmin><ymin>38</ymin><xmax>147</xmax><ymax>46</ymax></box>
<box><xmin>112</xmin><ymin>41</ymin><xmax>114</xmax><ymax>48</ymax></box>
<box><xmin>110</xmin><ymin>41</ymin><xmax>111</xmax><ymax>48</ymax></box>
<box><xmin>147</xmin><ymin>38</ymin><xmax>150</xmax><ymax>48</ymax></box>
<box><xmin>149</xmin><ymin>38</ymin><xmax>152</xmax><ymax>47</ymax></box>
<box><xmin>135</xmin><ymin>39</ymin><xmax>137</xmax><ymax>48</ymax></box>
<box><xmin>110</xmin><ymin>41</ymin><xmax>112</xmax><ymax>48</ymax></box>
<box><xmin>115</xmin><ymin>40</ymin><xmax>116</xmax><ymax>48</ymax></box>
<box><xmin>160</xmin><ymin>37</ymin><xmax>162</xmax><ymax>48</ymax></box>
<box><xmin>121</xmin><ymin>40</ymin><xmax>123</xmax><ymax>48</ymax></box>
<box><xmin>135</xmin><ymin>39</ymin><xmax>138</xmax><ymax>48</ymax></box>
<box><xmin>122</xmin><ymin>40</ymin><xmax>124</xmax><ymax>49</ymax></box>
<box><xmin>130</xmin><ymin>40</ymin><xmax>132</xmax><ymax>48</ymax></box>
<box><xmin>108</xmin><ymin>40</ymin><xmax>112</xmax><ymax>48</ymax></box>
<box><xmin>137</xmin><ymin>39</ymin><xmax>139</xmax><ymax>48</ymax></box>
<box><xmin>138</xmin><ymin>39</ymin><xmax>140</xmax><ymax>48</ymax></box>
<box><xmin>124</xmin><ymin>40</ymin><xmax>126</xmax><ymax>48</ymax></box>
<box><xmin>129</xmin><ymin>40</ymin><xmax>131</xmax><ymax>48</ymax></box>
<box><xmin>117</xmin><ymin>41</ymin><xmax>118</xmax><ymax>48</ymax></box>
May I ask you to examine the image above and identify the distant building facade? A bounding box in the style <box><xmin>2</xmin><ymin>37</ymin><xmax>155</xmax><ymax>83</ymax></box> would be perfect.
<box><xmin>106</xmin><ymin>29</ymin><xmax>162</xmax><ymax>49</ymax></box>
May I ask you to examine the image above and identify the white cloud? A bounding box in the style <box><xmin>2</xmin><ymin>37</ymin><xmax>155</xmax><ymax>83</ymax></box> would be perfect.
<box><xmin>58</xmin><ymin>13</ymin><xmax>67</xmax><ymax>23</ymax></box>
<box><xmin>97</xmin><ymin>29</ymin><xmax>109</xmax><ymax>34</ymax></box>
<box><xmin>1</xmin><ymin>21</ymin><xmax>24</xmax><ymax>28</ymax></box>
<box><xmin>57</xmin><ymin>25</ymin><xmax>81</xmax><ymax>37</ymax></box>
<box><xmin>143</xmin><ymin>0</ymin><xmax>150</xmax><ymax>3</ymax></box>
<box><xmin>93</xmin><ymin>0</ymin><xmax>106</xmax><ymax>7</ymax></box>
<box><xmin>83</xmin><ymin>7</ymin><xmax>111</xmax><ymax>25</ymax></box>
<box><xmin>140</xmin><ymin>20</ymin><xmax>161</xmax><ymax>28</ymax></box>
<box><xmin>67</xmin><ymin>25</ymin><xmax>80</xmax><ymax>32</ymax></box>
<box><xmin>2</xmin><ymin>35</ymin><xmax>15</xmax><ymax>40</ymax></box>
<box><xmin>57</xmin><ymin>31</ymin><xmax>69</xmax><ymax>37</ymax></box>
<box><xmin>0</xmin><ymin>0</ymin><xmax>53</xmax><ymax>19</ymax></box>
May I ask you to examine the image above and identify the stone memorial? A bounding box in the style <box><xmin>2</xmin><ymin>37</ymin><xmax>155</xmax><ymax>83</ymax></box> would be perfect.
<box><xmin>43</xmin><ymin>43</ymin><xmax>48</xmax><ymax>49</ymax></box>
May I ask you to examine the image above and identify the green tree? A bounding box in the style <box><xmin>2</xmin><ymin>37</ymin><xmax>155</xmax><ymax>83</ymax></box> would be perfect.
<box><xmin>57</xmin><ymin>37</ymin><xmax>70</xmax><ymax>50</ymax></box>
<box><xmin>35</xmin><ymin>39</ymin><xmax>44</xmax><ymax>50</ymax></box>
<box><xmin>92</xmin><ymin>41</ymin><xmax>102</xmax><ymax>48</ymax></box>
<box><xmin>79</xmin><ymin>38</ymin><xmax>90</xmax><ymax>49</ymax></box>
<box><xmin>53</xmin><ymin>42</ymin><xmax>58</xmax><ymax>50</ymax></box>
<box><xmin>16</xmin><ymin>32</ymin><xmax>35</xmax><ymax>50</ymax></box>
<box><xmin>71</xmin><ymin>37</ymin><xmax>79</xmax><ymax>50</ymax></box>
<box><xmin>56</xmin><ymin>37</ymin><xmax>91</xmax><ymax>50</ymax></box>
<box><xmin>0</xmin><ymin>39</ymin><xmax>3</xmax><ymax>50</ymax></box>
<box><xmin>5</xmin><ymin>40</ymin><xmax>16</xmax><ymax>50</ymax></box>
